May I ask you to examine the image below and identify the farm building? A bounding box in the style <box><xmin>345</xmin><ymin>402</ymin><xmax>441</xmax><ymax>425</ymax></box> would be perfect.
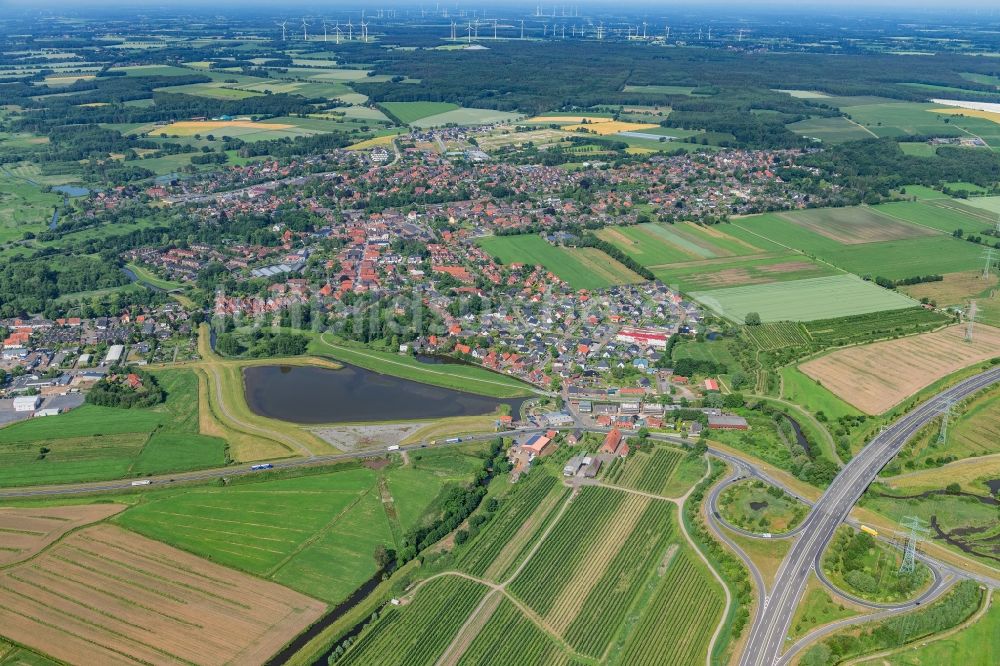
<box><xmin>519</xmin><ymin>433</ymin><xmax>554</xmax><ymax>457</ymax></box>
<box><xmin>704</xmin><ymin>378</ymin><xmax>720</xmax><ymax>392</ymax></box>
<box><xmin>600</xmin><ymin>428</ymin><xmax>631</xmax><ymax>457</ymax></box>
<box><xmin>582</xmin><ymin>456</ymin><xmax>603</xmax><ymax>478</ymax></box>
<box><xmin>544</xmin><ymin>411</ymin><xmax>575</xmax><ymax>426</ymax></box>
<box><xmin>564</xmin><ymin>456</ymin><xmax>586</xmax><ymax>476</ymax></box>
<box><xmin>13</xmin><ymin>395</ymin><xmax>41</xmax><ymax>412</ymax></box>
<box><xmin>708</xmin><ymin>414</ymin><xmax>749</xmax><ymax>430</ymax></box>
<box><xmin>578</xmin><ymin>400</ymin><xmax>593</xmax><ymax>413</ymax></box>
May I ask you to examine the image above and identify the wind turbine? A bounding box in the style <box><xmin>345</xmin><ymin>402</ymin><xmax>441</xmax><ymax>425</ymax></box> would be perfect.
<box><xmin>334</xmin><ymin>21</ymin><xmax>343</xmax><ymax>44</ymax></box>
<box><xmin>276</xmin><ymin>20</ymin><xmax>288</xmax><ymax>41</ymax></box>
<box><xmin>493</xmin><ymin>18</ymin><xmax>498</xmax><ymax>40</ymax></box>
<box><xmin>346</xmin><ymin>19</ymin><xmax>354</xmax><ymax>40</ymax></box>
<box><xmin>466</xmin><ymin>21</ymin><xmax>473</xmax><ymax>43</ymax></box>
<box><xmin>665</xmin><ymin>25</ymin><xmax>670</xmax><ymax>41</ymax></box>
<box><xmin>361</xmin><ymin>19</ymin><xmax>369</xmax><ymax>42</ymax></box>
<box><xmin>322</xmin><ymin>19</ymin><xmax>328</xmax><ymax>42</ymax></box>
<box><xmin>301</xmin><ymin>18</ymin><xmax>310</xmax><ymax>41</ymax></box>
<box><xmin>450</xmin><ymin>20</ymin><xmax>457</xmax><ymax>40</ymax></box>
<box><xmin>520</xmin><ymin>19</ymin><xmax>525</xmax><ymax>39</ymax></box>
<box><xmin>642</xmin><ymin>21</ymin><xmax>647</xmax><ymax>38</ymax></box>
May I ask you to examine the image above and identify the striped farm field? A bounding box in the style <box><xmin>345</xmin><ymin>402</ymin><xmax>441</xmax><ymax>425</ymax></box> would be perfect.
<box><xmin>338</xmin><ymin>576</ymin><xmax>488</xmax><ymax>666</ymax></box>
<box><xmin>508</xmin><ymin>486</ymin><xmax>625</xmax><ymax>616</ymax></box>
<box><xmin>799</xmin><ymin>323</ymin><xmax>1000</xmax><ymax>414</ymax></box>
<box><xmin>652</xmin><ymin>254</ymin><xmax>837</xmax><ymax>292</ymax></box>
<box><xmin>0</xmin><ymin>523</ymin><xmax>326</xmax><ymax>666</ymax></box>
<box><xmin>743</xmin><ymin>321</ymin><xmax>811</xmax><ymax>351</ymax></box>
<box><xmin>456</xmin><ymin>597</ymin><xmax>574</xmax><ymax>665</ymax></box>
<box><xmin>456</xmin><ymin>473</ymin><xmax>567</xmax><ymax>579</ymax></box>
<box><xmin>604</xmin><ymin>446</ymin><xmax>684</xmax><ymax>496</ymax></box>
<box><xmin>777</xmin><ymin>206</ymin><xmax>935</xmax><ymax>244</ymax></box>
<box><xmin>692</xmin><ymin>274</ymin><xmax>918</xmax><ymax>323</ymax></box>
<box><xmin>562</xmin><ymin>500</ymin><xmax>676</xmax><ymax>657</ymax></box>
<box><xmin>617</xmin><ymin>549</ymin><xmax>725</xmax><ymax>666</ymax></box>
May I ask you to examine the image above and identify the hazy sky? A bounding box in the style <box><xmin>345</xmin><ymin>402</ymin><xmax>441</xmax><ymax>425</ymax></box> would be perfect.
<box><xmin>4</xmin><ymin>0</ymin><xmax>1000</xmax><ymax>9</ymax></box>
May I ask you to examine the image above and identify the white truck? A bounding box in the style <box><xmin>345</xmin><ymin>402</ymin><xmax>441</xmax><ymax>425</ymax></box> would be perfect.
<box><xmin>387</xmin><ymin>445</ymin><xmax>400</xmax><ymax>452</ymax></box>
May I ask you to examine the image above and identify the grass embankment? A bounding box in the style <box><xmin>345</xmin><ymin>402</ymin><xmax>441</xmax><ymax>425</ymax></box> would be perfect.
<box><xmin>309</xmin><ymin>332</ymin><xmax>537</xmax><ymax>399</ymax></box>
<box><xmin>125</xmin><ymin>261</ymin><xmax>185</xmax><ymax>291</ymax></box>
<box><xmin>786</xmin><ymin>574</ymin><xmax>860</xmax><ymax>643</ymax></box>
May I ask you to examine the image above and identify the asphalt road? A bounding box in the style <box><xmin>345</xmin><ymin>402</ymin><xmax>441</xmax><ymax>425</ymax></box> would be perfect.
<box><xmin>739</xmin><ymin>365</ymin><xmax>1000</xmax><ymax>666</ymax></box>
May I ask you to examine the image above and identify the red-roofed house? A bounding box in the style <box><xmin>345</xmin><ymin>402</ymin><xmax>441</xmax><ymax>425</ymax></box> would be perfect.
<box><xmin>600</xmin><ymin>428</ymin><xmax>624</xmax><ymax>456</ymax></box>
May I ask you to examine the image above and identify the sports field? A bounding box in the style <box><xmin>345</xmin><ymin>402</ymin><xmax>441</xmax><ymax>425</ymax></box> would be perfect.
<box><xmin>799</xmin><ymin>323</ymin><xmax>1000</xmax><ymax>414</ymax></box>
<box><xmin>477</xmin><ymin>234</ymin><xmax>644</xmax><ymax>290</ymax></box>
<box><xmin>0</xmin><ymin>522</ymin><xmax>325</xmax><ymax>666</ymax></box>
<box><xmin>692</xmin><ymin>274</ymin><xmax>917</xmax><ymax>323</ymax></box>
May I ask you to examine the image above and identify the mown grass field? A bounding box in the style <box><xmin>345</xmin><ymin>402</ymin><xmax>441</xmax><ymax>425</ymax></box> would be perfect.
<box><xmin>411</xmin><ymin>107</ymin><xmax>523</xmax><ymax>128</ymax></box>
<box><xmin>0</xmin><ymin>369</ymin><xmax>227</xmax><ymax>487</ymax></box>
<box><xmin>477</xmin><ymin>234</ymin><xmax>644</xmax><ymax>290</ymax></box>
<box><xmin>597</xmin><ymin>221</ymin><xmax>771</xmax><ymax>268</ymax></box>
<box><xmin>117</xmin><ymin>453</ymin><xmax>480</xmax><ymax>604</ymax></box>
<box><xmin>653</xmin><ymin>253</ymin><xmax>837</xmax><ymax>292</ymax></box>
<box><xmin>717</xmin><ymin>479</ymin><xmax>807</xmax><ymax>533</ymax></box>
<box><xmin>692</xmin><ymin>274</ymin><xmax>917</xmax><ymax>323</ymax></box>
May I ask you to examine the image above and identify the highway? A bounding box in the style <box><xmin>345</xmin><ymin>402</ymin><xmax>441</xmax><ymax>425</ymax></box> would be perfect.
<box><xmin>738</xmin><ymin>365</ymin><xmax>1000</xmax><ymax>666</ymax></box>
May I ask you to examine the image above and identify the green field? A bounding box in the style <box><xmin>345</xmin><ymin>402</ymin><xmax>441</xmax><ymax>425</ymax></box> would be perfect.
<box><xmin>652</xmin><ymin>253</ymin><xmax>837</xmax><ymax>293</ymax></box>
<box><xmin>822</xmin><ymin>526</ymin><xmax>931</xmax><ymax>603</ymax></box>
<box><xmin>692</xmin><ymin>274</ymin><xmax>917</xmax><ymax>322</ymax></box>
<box><xmin>839</xmin><ymin>101</ymin><xmax>1000</xmax><ymax>146</ymax></box>
<box><xmin>672</xmin><ymin>337</ymin><xmax>739</xmax><ymax>370</ymax></box>
<box><xmin>379</xmin><ymin>101</ymin><xmax>460</xmax><ymax>124</ymax></box>
<box><xmin>477</xmin><ymin>234</ymin><xmax>644</xmax><ymax>290</ymax></box>
<box><xmin>622</xmin><ymin>84</ymin><xmax>698</xmax><ymax>95</ymax></box>
<box><xmin>734</xmin><ymin>212</ymin><xmax>986</xmax><ymax>280</ymax></box>
<box><xmin>338</xmin><ymin>576</ymin><xmax>488</xmax><ymax>666</ymax></box>
<box><xmin>787</xmin><ymin>116</ymin><xmax>875</xmax><ymax>143</ymax></box>
<box><xmin>411</xmin><ymin>108</ymin><xmax>523</xmax><ymax>128</ymax></box>
<box><xmin>717</xmin><ymin>479</ymin><xmax>807</xmax><ymax>534</ymax></box>
<box><xmin>869</xmin><ymin>595</ymin><xmax>999</xmax><ymax>666</ymax></box>
<box><xmin>876</xmin><ymin>200</ymin><xmax>994</xmax><ymax>234</ymax></box>
<box><xmin>0</xmin><ymin>172</ymin><xmax>60</xmax><ymax>243</ymax></box>
<box><xmin>603</xmin><ymin>446</ymin><xmax>684</xmax><ymax>496</ymax></box>
<box><xmin>0</xmin><ymin>370</ymin><xmax>227</xmax><ymax>487</ymax></box>
<box><xmin>597</xmin><ymin>222</ymin><xmax>771</xmax><ymax>268</ymax></box>
<box><xmin>455</xmin><ymin>597</ymin><xmax>576</xmax><ymax>665</ymax></box>
<box><xmin>781</xmin><ymin>366</ymin><xmax>863</xmax><ymax>421</ymax></box>
<box><xmin>961</xmin><ymin>195</ymin><xmax>1000</xmax><ymax>216</ymax></box>
<box><xmin>117</xmin><ymin>452</ymin><xmax>480</xmax><ymax>604</ymax></box>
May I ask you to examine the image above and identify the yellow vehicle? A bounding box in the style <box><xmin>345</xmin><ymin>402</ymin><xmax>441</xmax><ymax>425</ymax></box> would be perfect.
<box><xmin>860</xmin><ymin>525</ymin><xmax>879</xmax><ymax>538</ymax></box>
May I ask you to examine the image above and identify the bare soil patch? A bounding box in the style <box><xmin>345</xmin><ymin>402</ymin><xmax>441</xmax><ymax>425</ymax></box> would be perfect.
<box><xmin>0</xmin><ymin>523</ymin><xmax>326</xmax><ymax>666</ymax></box>
<box><xmin>778</xmin><ymin>208</ymin><xmax>934</xmax><ymax>245</ymax></box>
<box><xmin>900</xmin><ymin>270</ymin><xmax>998</xmax><ymax>306</ymax></box>
<box><xmin>799</xmin><ymin>324</ymin><xmax>1000</xmax><ymax>414</ymax></box>
<box><xmin>0</xmin><ymin>504</ymin><xmax>125</xmax><ymax>566</ymax></box>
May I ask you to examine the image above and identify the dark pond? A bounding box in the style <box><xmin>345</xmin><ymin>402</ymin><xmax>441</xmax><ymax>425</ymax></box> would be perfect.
<box><xmin>244</xmin><ymin>364</ymin><xmax>524</xmax><ymax>424</ymax></box>
<box><xmin>749</xmin><ymin>500</ymin><xmax>769</xmax><ymax>511</ymax></box>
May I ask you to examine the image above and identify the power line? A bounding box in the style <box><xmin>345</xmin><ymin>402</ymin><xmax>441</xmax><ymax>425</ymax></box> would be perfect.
<box><xmin>897</xmin><ymin>516</ymin><xmax>930</xmax><ymax>575</ymax></box>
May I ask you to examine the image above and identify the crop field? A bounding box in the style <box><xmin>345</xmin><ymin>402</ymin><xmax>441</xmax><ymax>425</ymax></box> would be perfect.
<box><xmin>652</xmin><ymin>253</ymin><xmax>836</xmax><ymax>292</ymax></box>
<box><xmin>799</xmin><ymin>323</ymin><xmax>1000</xmax><ymax>414</ymax></box>
<box><xmin>476</xmin><ymin>127</ymin><xmax>568</xmax><ymax>151</ymax></box>
<box><xmin>116</xmin><ymin>466</ymin><xmax>398</xmax><ymax>603</ymax></box>
<box><xmin>0</xmin><ymin>370</ymin><xmax>227</xmax><ymax>487</ymax></box>
<box><xmin>154</xmin><ymin>81</ymin><xmax>262</xmax><ymax>99</ymax></box>
<box><xmin>802</xmin><ymin>307</ymin><xmax>951</xmax><ymax>348</ymax></box>
<box><xmin>456</xmin><ymin>472</ymin><xmax>566</xmax><ymax>579</ymax></box>
<box><xmin>337</xmin><ymin>576</ymin><xmax>488</xmax><ymax>666</ymax></box>
<box><xmin>900</xmin><ymin>270</ymin><xmax>997</xmax><ymax>306</ymax></box>
<box><xmin>604</xmin><ymin>446</ymin><xmax>683</xmax><ymax>496</ymax></box>
<box><xmin>961</xmin><ymin>195</ymin><xmax>1000</xmax><ymax>216</ymax></box>
<box><xmin>786</xmin><ymin>116</ymin><xmax>876</xmax><ymax>143</ymax></box>
<box><xmin>379</xmin><ymin>101</ymin><xmax>460</xmax><ymax>124</ymax></box>
<box><xmin>477</xmin><ymin>234</ymin><xmax>643</xmax><ymax>290</ymax></box>
<box><xmin>0</xmin><ymin>504</ymin><xmax>124</xmax><ymax>566</ymax></box>
<box><xmin>411</xmin><ymin>107</ymin><xmax>523</xmax><ymax>128</ymax></box>
<box><xmin>876</xmin><ymin>200</ymin><xmax>994</xmax><ymax>234</ymax></box>
<box><xmin>692</xmin><ymin>274</ymin><xmax>917</xmax><ymax>323</ymax></box>
<box><xmin>564</xmin><ymin>120</ymin><xmax>659</xmax><ymax>135</ymax></box>
<box><xmin>455</xmin><ymin>598</ymin><xmax>574</xmax><ymax>666</ymax></box>
<box><xmin>616</xmin><ymin>549</ymin><xmax>725</xmax><ymax>666</ymax></box>
<box><xmin>672</xmin><ymin>337</ymin><xmax>738</xmax><ymax>369</ymax></box>
<box><xmin>735</xmin><ymin>212</ymin><xmax>985</xmax><ymax>279</ymax></box>
<box><xmin>0</xmin><ymin>523</ymin><xmax>327</xmax><ymax>666</ymax></box>
<box><xmin>743</xmin><ymin>321</ymin><xmax>811</xmax><ymax>350</ymax></box>
<box><xmin>507</xmin><ymin>487</ymin><xmax>681</xmax><ymax>658</ymax></box>
<box><xmin>777</xmin><ymin>206</ymin><xmax>935</xmax><ymax>244</ymax></box>
<box><xmin>597</xmin><ymin>222</ymin><xmax>767</xmax><ymax>267</ymax></box>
